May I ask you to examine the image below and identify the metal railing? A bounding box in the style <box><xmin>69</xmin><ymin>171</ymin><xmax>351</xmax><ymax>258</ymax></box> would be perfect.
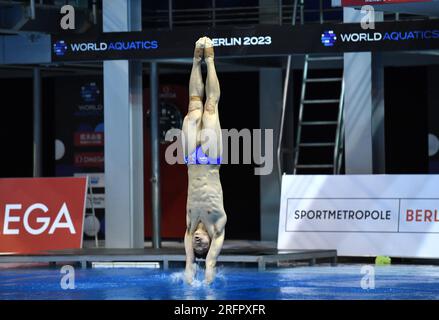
<box><xmin>144</xmin><ymin>0</ymin><xmax>433</xmax><ymax>30</ymax></box>
<box><xmin>144</xmin><ymin>1</ymin><xmax>343</xmax><ymax>29</ymax></box>
<box><xmin>2</xmin><ymin>1</ymin><xmax>431</xmax><ymax>33</ymax></box>
<box><xmin>383</xmin><ymin>11</ymin><xmax>431</xmax><ymax>21</ymax></box>
<box><xmin>0</xmin><ymin>0</ymin><xmax>90</xmax><ymax>10</ymax></box>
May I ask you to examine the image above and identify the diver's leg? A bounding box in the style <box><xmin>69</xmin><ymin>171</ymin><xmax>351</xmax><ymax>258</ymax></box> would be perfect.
<box><xmin>201</xmin><ymin>37</ymin><xmax>222</xmax><ymax>159</ymax></box>
<box><xmin>182</xmin><ymin>38</ymin><xmax>205</xmax><ymax>158</ymax></box>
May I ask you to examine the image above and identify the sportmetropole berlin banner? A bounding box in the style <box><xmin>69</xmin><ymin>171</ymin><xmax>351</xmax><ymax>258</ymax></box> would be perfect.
<box><xmin>278</xmin><ymin>175</ymin><xmax>439</xmax><ymax>258</ymax></box>
<box><xmin>342</xmin><ymin>0</ymin><xmax>431</xmax><ymax>6</ymax></box>
<box><xmin>0</xmin><ymin>177</ymin><xmax>87</xmax><ymax>254</ymax></box>
<box><xmin>51</xmin><ymin>19</ymin><xmax>439</xmax><ymax>62</ymax></box>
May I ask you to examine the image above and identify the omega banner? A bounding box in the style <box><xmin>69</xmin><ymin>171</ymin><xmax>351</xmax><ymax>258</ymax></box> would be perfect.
<box><xmin>52</xmin><ymin>19</ymin><xmax>439</xmax><ymax>62</ymax></box>
<box><xmin>0</xmin><ymin>177</ymin><xmax>87</xmax><ymax>254</ymax></box>
<box><xmin>278</xmin><ymin>175</ymin><xmax>439</xmax><ymax>258</ymax></box>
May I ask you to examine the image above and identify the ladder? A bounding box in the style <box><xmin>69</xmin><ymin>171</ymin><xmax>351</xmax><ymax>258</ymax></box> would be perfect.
<box><xmin>293</xmin><ymin>54</ymin><xmax>345</xmax><ymax>174</ymax></box>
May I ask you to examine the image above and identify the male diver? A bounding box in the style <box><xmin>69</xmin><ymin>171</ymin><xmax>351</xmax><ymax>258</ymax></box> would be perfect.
<box><xmin>182</xmin><ymin>37</ymin><xmax>227</xmax><ymax>285</ymax></box>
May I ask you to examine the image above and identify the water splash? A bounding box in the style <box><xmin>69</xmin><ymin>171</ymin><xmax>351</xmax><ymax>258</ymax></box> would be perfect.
<box><xmin>215</xmin><ymin>267</ymin><xmax>226</xmax><ymax>282</ymax></box>
<box><xmin>170</xmin><ymin>263</ymin><xmax>227</xmax><ymax>288</ymax></box>
<box><xmin>170</xmin><ymin>271</ymin><xmax>185</xmax><ymax>283</ymax></box>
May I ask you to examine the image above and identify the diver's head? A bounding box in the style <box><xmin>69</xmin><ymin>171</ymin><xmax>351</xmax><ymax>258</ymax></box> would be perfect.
<box><xmin>192</xmin><ymin>222</ymin><xmax>211</xmax><ymax>259</ymax></box>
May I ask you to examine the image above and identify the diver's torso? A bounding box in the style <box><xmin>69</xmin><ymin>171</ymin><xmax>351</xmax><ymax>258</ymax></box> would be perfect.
<box><xmin>187</xmin><ymin>165</ymin><xmax>226</xmax><ymax>235</ymax></box>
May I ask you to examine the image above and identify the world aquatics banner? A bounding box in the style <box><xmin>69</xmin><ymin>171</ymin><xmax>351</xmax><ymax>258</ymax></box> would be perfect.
<box><xmin>52</xmin><ymin>19</ymin><xmax>439</xmax><ymax>62</ymax></box>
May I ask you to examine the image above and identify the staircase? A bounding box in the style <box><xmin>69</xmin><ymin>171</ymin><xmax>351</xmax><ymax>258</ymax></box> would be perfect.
<box><xmin>277</xmin><ymin>1</ymin><xmax>345</xmax><ymax>181</ymax></box>
<box><xmin>293</xmin><ymin>54</ymin><xmax>345</xmax><ymax>175</ymax></box>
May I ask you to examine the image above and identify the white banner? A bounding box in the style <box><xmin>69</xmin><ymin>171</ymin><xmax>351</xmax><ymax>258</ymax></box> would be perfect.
<box><xmin>278</xmin><ymin>175</ymin><xmax>439</xmax><ymax>258</ymax></box>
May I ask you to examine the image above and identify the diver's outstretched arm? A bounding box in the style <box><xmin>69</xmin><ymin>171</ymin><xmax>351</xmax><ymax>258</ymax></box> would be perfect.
<box><xmin>184</xmin><ymin>229</ymin><xmax>196</xmax><ymax>284</ymax></box>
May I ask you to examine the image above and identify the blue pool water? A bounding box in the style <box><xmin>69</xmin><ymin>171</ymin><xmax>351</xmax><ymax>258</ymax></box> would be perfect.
<box><xmin>1</xmin><ymin>264</ymin><xmax>439</xmax><ymax>300</ymax></box>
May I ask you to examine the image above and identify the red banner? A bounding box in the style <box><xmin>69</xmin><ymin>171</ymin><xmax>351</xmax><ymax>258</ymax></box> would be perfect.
<box><xmin>0</xmin><ymin>177</ymin><xmax>87</xmax><ymax>254</ymax></box>
<box><xmin>342</xmin><ymin>0</ymin><xmax>431</xmax><ymax>5</ymax></box>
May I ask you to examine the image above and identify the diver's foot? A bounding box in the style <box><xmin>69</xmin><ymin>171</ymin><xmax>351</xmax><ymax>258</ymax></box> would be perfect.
<box><xmin>204</xmin><ymin>37</ymin><xmax>214</xmax><ymax>61</ymax></box>
<box><xmin>194</xmin><ymin>37</ymin><xmax>205</xmax><ymax>63</ymax></box>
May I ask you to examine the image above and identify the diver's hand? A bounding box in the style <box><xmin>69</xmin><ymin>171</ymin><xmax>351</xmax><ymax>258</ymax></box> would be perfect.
<box><xmin>185</xmin><ymin>265</ymin><xmax>196</xmax><ymax>284</ymax></box>
<box><xmin>205</xmin><ymin>266</ymin><xmax>216</xmax><ymax>285</ymax></box>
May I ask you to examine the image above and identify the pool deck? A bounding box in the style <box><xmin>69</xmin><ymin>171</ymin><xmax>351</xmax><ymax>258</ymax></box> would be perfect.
<box><xmin>0</xmin><ymin>241</ymin><xmax>337</xmax><ymax>270</ymax></box>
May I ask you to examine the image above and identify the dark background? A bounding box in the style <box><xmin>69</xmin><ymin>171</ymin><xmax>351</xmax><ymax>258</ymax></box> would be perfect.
<box><xmin>0</xmin><ymin>78</ymin><xmax>55</xmax><ymax>178</ymax></box>
<box><xmin>385</xmin><ymin>66</ymin><xmax>429</xmax><ymax>173</ymax></box>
